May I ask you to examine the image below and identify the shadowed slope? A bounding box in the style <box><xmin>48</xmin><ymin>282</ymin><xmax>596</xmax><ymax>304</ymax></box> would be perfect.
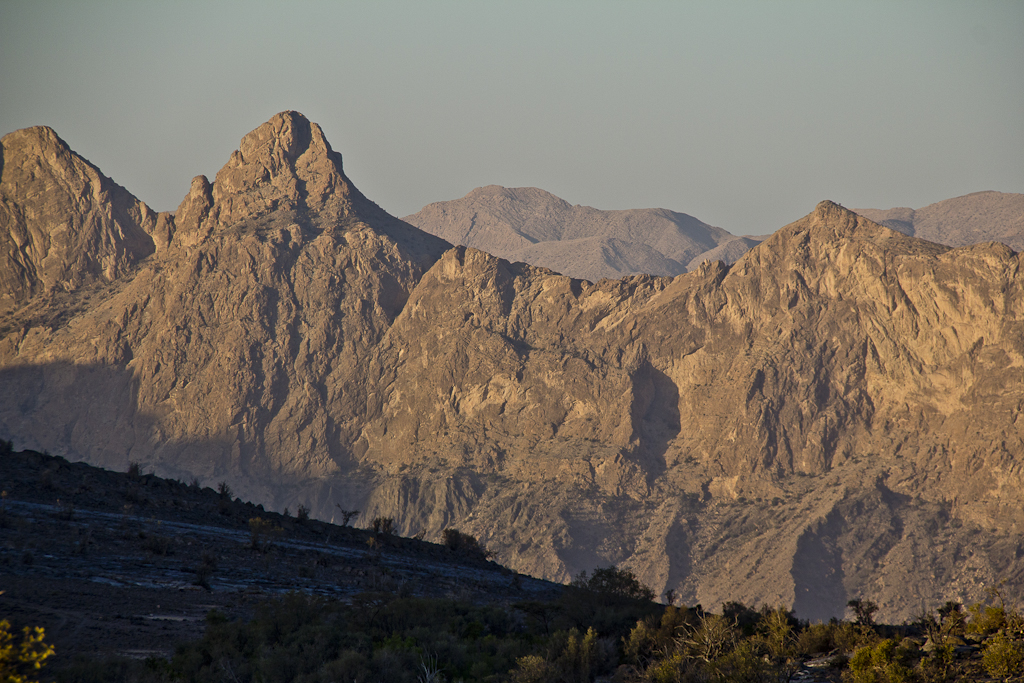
<box><xmin>1</xmin><ymin>114</ymin><xmax>1022</xmax><ymax>621</ymax></box>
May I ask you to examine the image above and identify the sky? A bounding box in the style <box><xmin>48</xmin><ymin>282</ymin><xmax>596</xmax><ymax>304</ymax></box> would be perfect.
<box><xmin>1</xmin><ymin>1</ymin><xmax>1022</xmax><ymax>236</ymax></box>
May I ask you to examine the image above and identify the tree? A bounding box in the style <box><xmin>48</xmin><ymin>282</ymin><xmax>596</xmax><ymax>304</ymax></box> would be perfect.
<box><xmin>334</xmin><ymin>504</ymin><xmax>359</xmax><ymax>526</ymax></box>
<box><xmin>848</xmin><ymin>598</ymin><xmax>879</xmax><ymax>627</ymax></box>
<box><xmin>571</xmin><ymin>566</ymin><xmax>655</xmax><ymax>602</ymax></box>
<box><xmin>442</xmin><ymin>528</ymin><xmax>492</xmax><ymax>560</ymax></box>
<box><xmin>370</xmin><ymin>516</ymin><xmax>395</xmax><ymax>535</ymax></box>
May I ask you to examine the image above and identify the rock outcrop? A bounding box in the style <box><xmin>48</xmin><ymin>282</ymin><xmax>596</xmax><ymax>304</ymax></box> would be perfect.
<box><xmin>1</xmin><ymin>113</ymin><xmax>1022</xmax><ymax>622</ymax></box>
<box><xmin>0</xmin><ymin>126</ymin><xmax>170</xmax><ymax>313</ymax></box>
<box><xmin>403</xmin><ymin>185</ymin><xmax>759</xmax><ymax>281</ymax></box>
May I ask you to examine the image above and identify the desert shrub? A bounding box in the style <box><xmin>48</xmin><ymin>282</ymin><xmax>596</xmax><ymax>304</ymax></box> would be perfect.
<box><xmin>507</xmin><ymin>627</ymin><xmax>614</xmax><ymax>683</ymax></box>
<box><xmin>508</xmin><ymin>654</ymin><xmax>553</xmax><ymax>683</ymax></box>
<box><xmin>0</xmin><ymin>491</ymin><xmax>10</xmax><ymax>529</ymax></box>
<box><xmin>370</xmin><ymin>516</ymin><xmax>395</xmax><ymax>535</ymax></box>
<box><xmin>722</xmin><ymin>601</ymin><xmax>761</xmax><ymax>636</ymax></box>
<box><xmin>848</xmin><ymin>599</ymin><xmax>879</xmax><ymax>628</ymax></box>
<box><xmin>572</xmin><ymin>566</ymin><xmax>655</xmax><ymax>602</ymax></box>
<box><xmin>140</xmin><ymin>533</ymin><xmax>172</xmax><ymax>556</ymax></box>
<box><xmin>758</xmin><ymin>606</ymin><xmax>797</xmax><ymax>658</ymax></box>
<box><xmin>712</xmin><ymin>638</ymin><xmax>777</xmax><ymax>683</ymax></box>
<box><xmin>248</xmin><ymin>517</ymin><xmax>283</xmax><ymax>552</ymax></box>
<box><xmin>844</xmin><ymin>638</ymin><xmax>915</xmax><ymax>683</ymax></box>
<box><xmin>442</xmin><ymin>528</ymin><xmax>492</xmax><ymax>560</ymax></box>
<box><xmin>623</xmin><ymin>605</ymin><xmax>696</xmax><ymax>665</ymax></box>
<box><xmin>967</xmin><ymin>601</ymin><xmax>1006</xmax><ymax>637</ymax></box>
<box><xmin>679</xmin><ymin>612</ymin><xmax>737</xmax><ymax>664</ymax></box>
<box><xmin>982</xmin><ymin>631</ymin><xmax>1024</xmax><ymax>678</ymax></box>
<box><xmin>55</xmin><ymin>498</ymin><xmax>74</xmax><ymax>521</ymax></box>
<box><xmin>562</xmin><ymin>567</ymin><xmax>660</xmax><ymax>637</ymax></box>
<box><xmin>167</xmin><ymin>592</ymin><xmax>546</xmax><ymax>682</ymax></box>
<box><xmin>967</xmin><ymin>583</ymin><xmax>1019</xmax><ymax>638</ymax></box>
<box><xmin>295</xmin><ymin>504</ymin><xmax>310</xmax><ymax>522</ymax></box>
<box><xmin>0</xmin><ymin>617</ymin><xmax>55</xmax><ymax>683</ymax></box>
<box><xmin>193</xmin><ymin>552</ymin><xmax>217</xmax><ymax>590</ymax></box>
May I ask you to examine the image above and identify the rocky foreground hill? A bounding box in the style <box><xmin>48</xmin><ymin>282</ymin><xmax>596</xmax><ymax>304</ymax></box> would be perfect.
<box><xmin>403</xmin><ymin>185</ymin><xmax>761</xmax><ymax>281</ymax></box>
<box><xmin>2</xmin><ymin>112</ymin><xmax>1023</xmax><ymax>622</ymax></box>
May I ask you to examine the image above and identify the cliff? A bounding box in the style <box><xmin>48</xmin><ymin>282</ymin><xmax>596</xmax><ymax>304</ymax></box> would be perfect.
<box><xmin>1</xmin><ymin>113</ymin><xmax>1021</xmax><ymax>621</ymax></box>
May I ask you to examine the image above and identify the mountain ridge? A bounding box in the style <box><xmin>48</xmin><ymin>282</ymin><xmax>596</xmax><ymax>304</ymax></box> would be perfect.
<box><xmin>403</xmin><ymin>184</ymin><xmax>756</xmax><ymax>281</ymax></box>
<box><xmin>854</xmin><ymin>190</ymin><xmax>1024</xmax><ymax>250</ymax></box>
<box><xmin>1</xmin><ymin>113</ymin><xmax>1022</xmax><ymax>622</ymax></box>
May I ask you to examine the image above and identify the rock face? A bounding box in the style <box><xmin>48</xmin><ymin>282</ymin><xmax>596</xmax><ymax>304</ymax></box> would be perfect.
<box><xmin>0</xmin><ymin>126</ymin><xmax>170</xmax><ymax>313</ymax></box>
<box><xmin>2</xmin><ymin>113</ymin><xmax>1023</xmax><ymax>622</ymax></box>
<box><xmin>403</xmin><ymin>185</ymin><xmax>760</xmax><ymax>281</ymax></box>
<box><xmin>855</xmin><ymin>191</ymin><xmax>1024</xmax><ymax>250</ymax></box>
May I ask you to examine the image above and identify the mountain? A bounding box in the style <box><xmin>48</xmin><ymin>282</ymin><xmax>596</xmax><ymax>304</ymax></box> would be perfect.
<box><xmin>402</xmin><ymin>185</ymin><xmax>760</xmax><ymax>281</ymax></box>
<box><xmin>2</xmin><ymin>113</ymin><xmax>1023</xmax><ymax>622</ymax></box>
<box><xmin>855</xmin><ymin>191</ymin><xmax>1024</xmax><ymax>250</ymax></box>
<box><xmin>0</xmin><ymin>126</ymin><xmax>171</xmax><ymax>314</ymax></box>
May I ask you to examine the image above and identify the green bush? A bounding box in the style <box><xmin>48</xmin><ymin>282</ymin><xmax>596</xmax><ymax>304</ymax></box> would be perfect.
<box><xmin>845</xmin><ymin>638</ymin><xmax>915</xmax><ymax>683</ymax></box>
<box><xmin>571</xmin><ymin>566</ymin><xmax>655</xmax><ymax>602</ymax></box>
<box><xmin>982</xmin><ymin>632</ymin><xmax>1024</xmax><ymax>679</ymax></box>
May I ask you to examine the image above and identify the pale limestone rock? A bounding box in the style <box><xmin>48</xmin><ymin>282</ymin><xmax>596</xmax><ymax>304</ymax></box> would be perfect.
<box><xmin>1</xmin><ymin>116</ymin><xmax>1023</xmax><ymax>622</ymax></box>
<box><xmin>0</xmin><ymin>126</ymin><xmax>170</xmax><ymax>312</ymax></box>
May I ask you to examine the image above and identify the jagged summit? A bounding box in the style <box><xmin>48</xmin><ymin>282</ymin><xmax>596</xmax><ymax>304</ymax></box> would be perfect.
<box><xmin>207</xmin><ymin>111</ymin><xmax>351</xmax><ymax>227</ymax></box>
<box><xmin>183</xmin><ymin>110</ymin><xmax>449</xmax><ymax>266</ymax></box>
<box><xmin>751</xmin><ymin>198</ymin><xmax>950</xmax><ymax>259</ymax></box>
<box><xmin>3</xmin><ymin>116</ymin><xmax>1024</xmax><ymax>622</ymax></box>
<box><xmin>0</xmin><ymin>125</ymin><xmax>167</xmax><ymax>312</ymax></box>
<box><xmin>0</xmin><ymin>113</ymin><xmax>450</xmax><ymax>310</ymax></box>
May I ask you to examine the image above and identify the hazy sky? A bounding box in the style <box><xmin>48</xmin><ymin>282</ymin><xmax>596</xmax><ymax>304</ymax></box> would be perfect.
<box><xmin>2</xmin><ymin>1</ymin><xmax>1021</xmax><ymax>235</ymax></box>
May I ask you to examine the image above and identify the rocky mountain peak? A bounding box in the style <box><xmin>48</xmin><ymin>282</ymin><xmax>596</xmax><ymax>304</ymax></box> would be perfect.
<box><xmin>1</xmin><ymin>125</ymin><xmax>65</xmax><ymax>166</ymax></box>
<box><xmin>0</xmin><ymin>125</ymin><xmax>166</xmax><ymax>312</ymax></box>
<box><xmin>4</xmin><ymin>115</ymin><xmax>1024</xmax><ymax>623</ymax></box>
<box><xmin>172</xmin><ymin>111</ymin><xmax>449</xmax><ymax>266</ymax></box>
<box><xmin>208</xmin><ymin>110</ymin><xmax>350</xmax><ymax>228</ymax></box>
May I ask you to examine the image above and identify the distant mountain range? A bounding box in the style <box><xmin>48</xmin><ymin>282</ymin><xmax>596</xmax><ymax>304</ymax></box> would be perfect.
<box><xmin>403</xmin><ymin>185</ymin><xmax>762</xmax><ymax>281</ymax></box>
<box><xmin>2</xmin><ymin>112</ymin><xmax>1023</xmax><ymax>622</ymax></box>
<box><xmin>404</xmin><ymin>187</ymin><xmax>1024</xmax><ymax>283</ymax></box>
<box><xmin>855</xmin><ymin>191</ymin><xmax>1024</xmax><ymax>250</ymax></box>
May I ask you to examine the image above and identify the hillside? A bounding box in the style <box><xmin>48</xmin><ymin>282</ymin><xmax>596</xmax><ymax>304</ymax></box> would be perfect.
<box><xmin>0</xmin><ymin>446</ymin><xmax>554</xmax><ymax>666</ymax></box>
<box><xmin>855</xmin><ymin>191</ymin><xmax>1024</xmax><ymax>250</ymax></box>
<box><xmin>403</xmin><ymin>185</ymin><xmax>759</xmax><ymax>281</ymax></box>
<box><xmin>1</xmin><ymin>113</ymin><xmax>1022</xmax><ymax>622</ymax></box>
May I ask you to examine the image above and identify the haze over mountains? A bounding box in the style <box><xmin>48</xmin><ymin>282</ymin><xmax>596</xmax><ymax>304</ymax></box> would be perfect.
<box><xmin>405</xmin><ymin>186</ymin><xmax>1024</xmax><ymax>284</ymax></box>
<box><xmin>855</xmin><ymin>192</ymin><xmax>1024</xmax><ymax>251</ymax></box>
<box><xmin>2</xmin><ymin>112</ymin><xmax>1023</xmax><ymax>622</ymax></box>
<box><xmin>403</xmin><ymin>185</ymin><xmax>762</xmax><ymax>282</ymax></box>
